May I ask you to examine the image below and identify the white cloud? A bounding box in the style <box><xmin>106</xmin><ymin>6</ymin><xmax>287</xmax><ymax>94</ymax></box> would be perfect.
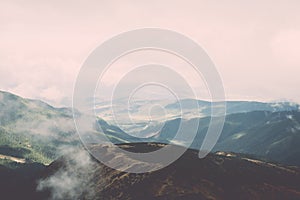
<box><xmin>37</xmin><ymin>147</ymin><xmax>99</xmax><ymax>200</ymax></box>
<box><xmin>1</xmin><ymin>0</ymin><xmax>300</xmax><ymax>105</ymax></box>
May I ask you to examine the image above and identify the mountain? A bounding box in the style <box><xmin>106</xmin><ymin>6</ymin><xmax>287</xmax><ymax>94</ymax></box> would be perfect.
<box><xmin>0</xmin><ymin>91</ymin><xmax>80</xmax><ymax>166</ymax></box>
<box><xmin>0</xmin><ymin>91</ymin><xmax>135</xmax><ymax>167</ymax></box>
<box><xmin>0</xmin><ymin>162</ymin><xmax>47</xmax><ymax>200</ymax></box>
<box><xmin>153</xmin><ymin>110</ymin><xmax>300</xmax><ymax>166</ymax></box>
<box><xmin>97</xmin><ymin>98</ymin><xmax>299</xmax><ymax>137</ymax></box>
<box><xmin>96</xmin><ymin>119</ymin><xmax>143</xmax><ymax>144</ymax></box>
<box><xmin>213</xmin><ymin>111</ymin><xmax>300</xmax><ymax>165</ymax></box>
<box><xmin>37</xmin><ymin>143</ymin><xmax>300</xmax><ymax>200</ymax></box>
<box><xmin>165</xmin><ymin>98</ymin><xmax>299</xmax><ymax>115</ymax></box>
<box><xmin>1</xmin><ymin>91</ymin><xmax>300</xmax><ymax>199</ymax></box>
<box><xmin>1</xmin><ymin>90</ymin><xmax>300</xmax><ymax>168</ymax></box>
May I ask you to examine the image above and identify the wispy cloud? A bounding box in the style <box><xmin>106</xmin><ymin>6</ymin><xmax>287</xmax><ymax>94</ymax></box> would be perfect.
<box><xmin>37</xmin><ymin>146</ymin><xmax>101</xmax><ymax>200</ymax></box>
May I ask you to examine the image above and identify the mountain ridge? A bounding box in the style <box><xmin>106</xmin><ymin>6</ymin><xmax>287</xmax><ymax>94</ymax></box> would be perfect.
<box><xmin>38</xmin><ymin>143</ymin><xmax>300</xmax><ymax>200</ymax></box>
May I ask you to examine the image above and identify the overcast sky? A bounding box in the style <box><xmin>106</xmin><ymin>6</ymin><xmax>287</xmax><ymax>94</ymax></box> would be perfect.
<box><xmin>1</xmin><ymin>0</ymin><xmax>300</xmax><ymax>106</ymax></box>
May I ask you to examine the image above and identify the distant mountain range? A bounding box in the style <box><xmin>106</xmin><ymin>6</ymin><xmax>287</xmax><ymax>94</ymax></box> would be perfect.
<box><xmin>1</xmin><ymin>91</ymin><xmax>300</xmax><ymax>199</ymax></box>
<box><xmin>98</xmin><ymin>109</ymin><xmax>300</xmax><ymax>166</ymax></box>
<box><xmin>0</xmin><ymin>90</ymin><xmax>300</xmax><ymax>167</ymax></box>
<box><xmin>165</xmin><ymin>98</ymin><xmax>299</xmax><ymax>114</ymax></box>
<box><xmin>94</xmin><ymin>98</ymin><xmax>299</xmax><ymax>137</ymax></box>
<box><xmin>151</xmin><ymin>110</ymin><xmax>300</xmax><ymax>166</ymax></box>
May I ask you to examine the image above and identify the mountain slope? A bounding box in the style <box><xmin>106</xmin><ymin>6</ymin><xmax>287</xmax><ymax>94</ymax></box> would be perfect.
<box><xmin>153</xmin><ymin>110</ymin><xmax>300</xmax><ymax>166</ymax></box>
<box><xmin>0</xmin><ymin>91</ymin><xmax>79</xmax><ymax>165</ymax></box>
<box><xmin>40</xmin><ymin>143</ymin><xmax>300</xmax><ymax>200</ymax></box>
<box><xmin>0</xmin><ymin>91</ymin><xmax>135</xmax><ymax>167</ymax></box>
<box><xmin>1</xmin><ymin>90</ymin><xmax>300</xmax><ymax>168</ymax></box>
<box><xmin>95</xmin><ymin>98</ymin><xmax>299</xmax><ymax>136</ymax></box>
<box><xmin>0</xmin><ymin>162</ymin><xmax>47</xmax><ymax>200</ymax></box>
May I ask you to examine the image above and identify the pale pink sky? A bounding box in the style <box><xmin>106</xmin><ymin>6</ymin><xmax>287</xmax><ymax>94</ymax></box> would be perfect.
<box><xmin>0</xmin><ymin>0</ymin><xmax>300</xmax><ymax>106</ymax></box>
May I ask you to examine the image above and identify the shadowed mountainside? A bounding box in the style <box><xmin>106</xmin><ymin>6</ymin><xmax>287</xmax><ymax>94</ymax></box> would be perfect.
<box><xmin>152</xmin><ymin>110</ymin><xmax>300</xmax><ymax>166</ymax></box>
<box><xmin>39</xmin><ymin>143</ymin><xmax>300</xmax><ymax>200</ymax></box>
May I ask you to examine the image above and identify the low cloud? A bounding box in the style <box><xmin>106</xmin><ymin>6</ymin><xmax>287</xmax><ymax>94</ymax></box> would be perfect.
<box><xmin>37</xmin><ymin>146</ymin><xmax>100</xmax><ymax>200</ymax></box>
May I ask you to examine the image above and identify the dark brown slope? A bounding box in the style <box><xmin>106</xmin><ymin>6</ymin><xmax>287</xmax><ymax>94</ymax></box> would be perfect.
<box><xmin>45</xmin><ymin>143</ymin><xmax>300</xmax><ymax>200</ymax></box>
<box><xmin>0</xmin><ymin>163</ymin><xmax>48</xmax><ymax>200</ymax></box>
